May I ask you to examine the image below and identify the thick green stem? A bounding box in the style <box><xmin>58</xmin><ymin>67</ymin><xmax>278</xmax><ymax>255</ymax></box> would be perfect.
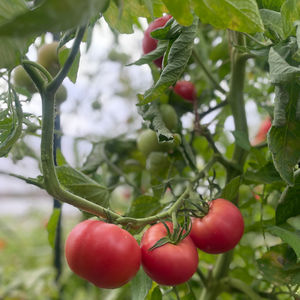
<box><xmin>199</xmin><ymin>31</ymin><xmax>250</xmax><ymax>300</ymax></box>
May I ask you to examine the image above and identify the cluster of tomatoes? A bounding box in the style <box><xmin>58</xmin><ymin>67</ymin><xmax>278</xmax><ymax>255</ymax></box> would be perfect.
<box><xmin>65</xmin><ymin>198</ymin><xmax>244</xmax><ymax>288</ymax></box>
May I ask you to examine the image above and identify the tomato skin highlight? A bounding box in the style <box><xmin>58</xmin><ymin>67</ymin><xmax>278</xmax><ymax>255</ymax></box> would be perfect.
<box><xmin>140</xmin><ymin>222</ymin><xmax>198</xmax><ymax>286</ymax></box>
<box><xmin>65</xmin><ymin>219</ymin><xmax>141</xmax><ymax>289</ymax></box>
<box><xmin>190</xmin><ymin>198</ymin><xmax>244</xmax><ymax>254</ymax></box>
<box><xmin>173</xmin><ymin>81</ymin><xmax>197</xmax><ymax>102</ymax></box>
<box><xmin>142</xmin><ymin>15</ymin><xmax>172</xmax><ymax>68</ymax></box>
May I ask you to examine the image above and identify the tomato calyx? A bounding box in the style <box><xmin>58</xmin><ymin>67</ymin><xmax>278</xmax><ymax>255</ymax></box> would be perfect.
<box><xmin>189</xmin><ymin>201</ymin><xmax>210</xmax><ymax>218</ymax></box>
<box><xmin>149</xmin><ymin>220</ymin><xmax>191</xmax><ymax>251</ymax></box>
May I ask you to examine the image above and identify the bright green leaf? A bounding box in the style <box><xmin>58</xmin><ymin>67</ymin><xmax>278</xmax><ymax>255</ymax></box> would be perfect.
<box><xmin>281</xmin><ymin>0</ymin><xmax>300</xmax><ymax>38</ymax></box>
<box><xmin>104</xmin><ymin>0</ymin><xmax>150</xmax><ymax>34</ymax></box>
<box><xmin>162</xmin><ymin>0</ymin><xmax>193</xmax><ymax>26</ymax></box>
<box><xmin>46</xmin><ymin>208</ymin><xmax>61</xmax><ymax>249</ymax></box>
<box><xmin>131</xmin><ymin>268</ymin><xmax>153</xmax><ymax>300</ymax></box>
<box><xmin>191</xmin><ymin>0</ymin><xmax>264</xmax><ymax>33</ymax></box>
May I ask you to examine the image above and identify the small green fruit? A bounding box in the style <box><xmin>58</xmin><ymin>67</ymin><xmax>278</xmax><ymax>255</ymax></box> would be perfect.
<box><xmin>55</xmin><ymin>85</ymin><xmax>67</xmax><ymax>105</ymax></box>
<box><xmin>13</xmin><ymin>65</ymin><xmax>36</xmax><ymax>93</ymax></box>
<box><xmin>146</xmin><ymin>152</ymin><xmax>169</xmax><ymax>174</ymax></box>
<box><xmin>37</xmin><ymin>42</ymin><xmax>64</xmax><ymax>76</ymax></box>
<box><xmin>160</xmin><ymin>104</ymin><xmax>178</xmax><ymax>131</ymax></box>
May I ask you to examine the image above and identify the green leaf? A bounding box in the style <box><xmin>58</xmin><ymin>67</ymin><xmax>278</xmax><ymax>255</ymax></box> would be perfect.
<box><xmin>221</xmin><ymin>176</ymin><xmax>241</xmax><ymax>201</ymax></box>
<box><xmin>276</xmin><ymin>170</ymin><xmax>300</xmax><ymax>225</ymax></box>
<box><xmin>0</xmin><ymin>92</ymin><xmax>23</xmax><ymax>157</ymax></box>
<box><xmin>46</xmin><ymin>208</ymin><xmax>61</xmax><ymax>249</ymax></box>
<box><xmin>268</xmin><ymin>84</ymin><xmax>300</xmax><ymax>185</ymax></box>
<box><xmin>104</xmin><ymin>0</ymin><xmax>150</xmax><ymax>34</ymax></box>
<box><xmin>281</xmin><ymin>0</ymin><xmax>300</xmax><ymax>38</ymax></box>
<box><xmin>268</xmin><ymin>47</ymin><xmax>300</xmax><ymax>84</ymax></box>
<box><xmin>244</xmin><ymin>161</ymin><xmax>282</xmax><ymax>184</ymax></box>
<box><xmin>191</xmin><ymin>0</ymin><xmax>264</xmax><ymax>33</ymax></box>
<box><xmin>232</xmin><ymin>130</ymin><xmax>251</xmax><ymax>151</ymax></box>
<box><xmin>268</xmin><ymin>225</ymin><xmax>300</xmax><ymax>260</ymax></box>
<box><xmin>138</xmin><ymin>103</ymin><xmax>174</xmax><ymax>142</ymax></box>
<box><xmin>128</xmin><ymin>40</ymin><xmax>168</xmax><ymax>66</ymax></box>
<box><xmin>56</xmin><ymin>165</ymin><xmax>110</xmax><ymax>207</ymax></box>
<box><xmin>257</xmin><ymin>244</ymin><xmax>300</xmax><ymax>285</ymax></box>
<box><xmin>162</xmin><ymin>0</ymin><xmax>193</xmax><ymax>26</ymax></box>
<box><xmin>259</xmin><ymin>9</ymin><xmax>284</xmax><ymax>41</ymax></box>
<box><xmin>55</xmin><ymin>149</ymin><xmax>67</xmax><ymax>167</ymax></box>
<box><xmin>127</xmin><ymin>195</ymin><xmax>162</xmax><ymax>218</ymax></box>
<box><xmin>58</xmin><ymin>48</ymin><xmax>80</xmax><ymax>83</ymax></box>
<box><xmin>148</xmin><ymin>286</ymin><xmax>162</xmax><ymax>300</ymax></box>
<box><xmin>131</xmin><ymin>268</ymin><xmax>153</xmax><ymax>300</ymax></box>
<box><xmin>0</xmin><ymin>0</ymin><xmax>109</xmax><ymax>38</ymax></box>
<box><xmin>140</xmin><ymin>17</ymin><xmax>198</xmax><ymax>105</ymax></box>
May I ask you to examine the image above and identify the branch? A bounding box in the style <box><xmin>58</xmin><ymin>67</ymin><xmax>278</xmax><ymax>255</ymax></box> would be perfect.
<box><xmin>47</xmin><ymin>25</ymin><xmax>86</xmax><ymax>94</ymax></box>
<box><xmin>192</xmin><ymin>49</ymin><xmax>227</xmax><ymax>94</ymax></box>
<box><xmin>223</xmin><ymin>277</ymin><xmax>264</xmax><ymax>300</ymax></box>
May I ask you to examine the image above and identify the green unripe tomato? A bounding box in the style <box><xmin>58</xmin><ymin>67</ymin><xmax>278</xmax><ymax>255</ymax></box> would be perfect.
<box><xmin>13</xmin><ymin>65</ymin><xmax>36</xmax><ymax>93</ymax></box>
<box><xmin>55</xmin><ymin>85</ymin><xmax>67</xmax><ymax>105</ymax></box>
<box><xmin>137</xmin><ymin>129</ymin><xmax>163</xmax><ymax>157</ymax></box>
<box><xmin>146</xmin><ymin>152</ymin><xmax>169</xmax><ymax>174</ymax></box>
<box><xmin>37</xmin><ymin>42</ymin><xmax>63</xmax><ymax>76</ymax></box>
<box><xmin>160</xmin><ymin>104</ymin><xmax>178</xmax><ymax>131</ymax></box>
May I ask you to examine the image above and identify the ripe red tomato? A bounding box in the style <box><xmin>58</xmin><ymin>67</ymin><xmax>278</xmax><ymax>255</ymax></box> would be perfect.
<box><xmin>142</xmin><ymin>15</ymin><xmax>172</xmax><ymax>68</ymax></box>
<box><xmin>173</xmin><ymin>81</ymin><xmax>197</xmax><ymax>102</ymax></box>
<box><xmin>140</xmin><ymin>222</ymin><xmax>198</xmax><ymax>286</ymax></box>
<box><xmin>252</xmin><ymin>117</ymin><xmax>272</xmax><ymax>146</ymax></box>
<box><xmin>189</xmin><ymin>198</ymin><xmax>244</xmax><ymax>254</ymax></box>
<box><xmin>65</xmin><ymin>219</ymin><xmax>141</xmax><ymax>288</ymax></box>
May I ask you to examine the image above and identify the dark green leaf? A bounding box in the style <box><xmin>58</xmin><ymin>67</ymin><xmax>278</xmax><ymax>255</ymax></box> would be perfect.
<box><xmin>257</xmin><ymin>244</ymin><xmax>300</xmax><ymax>285</ymax></box>
<box><xmin>127</xmin><ymin>195</ymin><xmax>162</xmax><ymax>218</ymax></box>
<box><xmin>268</xmin><ymin>84</ymin><xmax>300</xmax><ymax>185</ymax></box>
<box><xmin>221</xmin><ymin>176</ymin><xmax>241</xmax><ymax>201</ymax></box>
<box><xmin>56</xmin><ymin>165</ymin><xmax>110</xmax><ymax>207</ymax></box>
<box><xmin>0</xmin><ymin>0</ymin><xmax>109</xmax><ymax>38</ymax></box>
<box><xmin>191</xmin><ymin>0</ymin><xmax>264</xmax><ymax>33</ymax></box>
<box><xmin>268</xmin><ymin>225</ymin><xmax>300</xmax><ymax>260</ymax></box>
<box><xmin>276</xmin><ymin>170</ymin><xmax>300</xmax><ymax>225</ymax></box>
<box><xmin>244</xmin><ymin>161</ymin><xmax>282</xmax><ymax>184</ymax></box>
<box><xmin>139</xmin><ymin>17</ymin><xmax>198</xmax><ymax>105</ymax></box>
<box><xmin>268</xmin><ymin>47</ymin><xmax>300</xmax><ymax>84</ymax></box>
<box><xmin>259</xmin><ymin>9</ymin><xmax>284</xmax><ymax>41</ymax></box>
<box><xmin>46</xmin><ymin>208</ymin><xmax>61</xmax><ymax>249</ymax></box>
<box><xmin>131</xmin><ymin>268</ymin><xmax>153</xmax><ymax>300</ymax></box>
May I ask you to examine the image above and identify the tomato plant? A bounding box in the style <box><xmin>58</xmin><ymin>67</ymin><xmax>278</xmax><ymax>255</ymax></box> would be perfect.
<box><xmin>0</xmin><ymin>0</ymin><xmax>299</xmax><ymax>299</ymax></box>
<box><xmin>189</xmin><ymin>198</ymin><xmax>244</xmax><ymax>254</ymax></box>
<box><xmin>140</xmin><ymin>222</ymin><xmax>198</xmax><ymax>286</ymax></box>
<box><xmin>65</xmin><ymin>219</ymin><xmax>141</xmax><ymax>289</ymax></box>
<box><xmin>142</xmin><ymin>15</ymin><xmax>172</xmax><ymax>68</ymax></box>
